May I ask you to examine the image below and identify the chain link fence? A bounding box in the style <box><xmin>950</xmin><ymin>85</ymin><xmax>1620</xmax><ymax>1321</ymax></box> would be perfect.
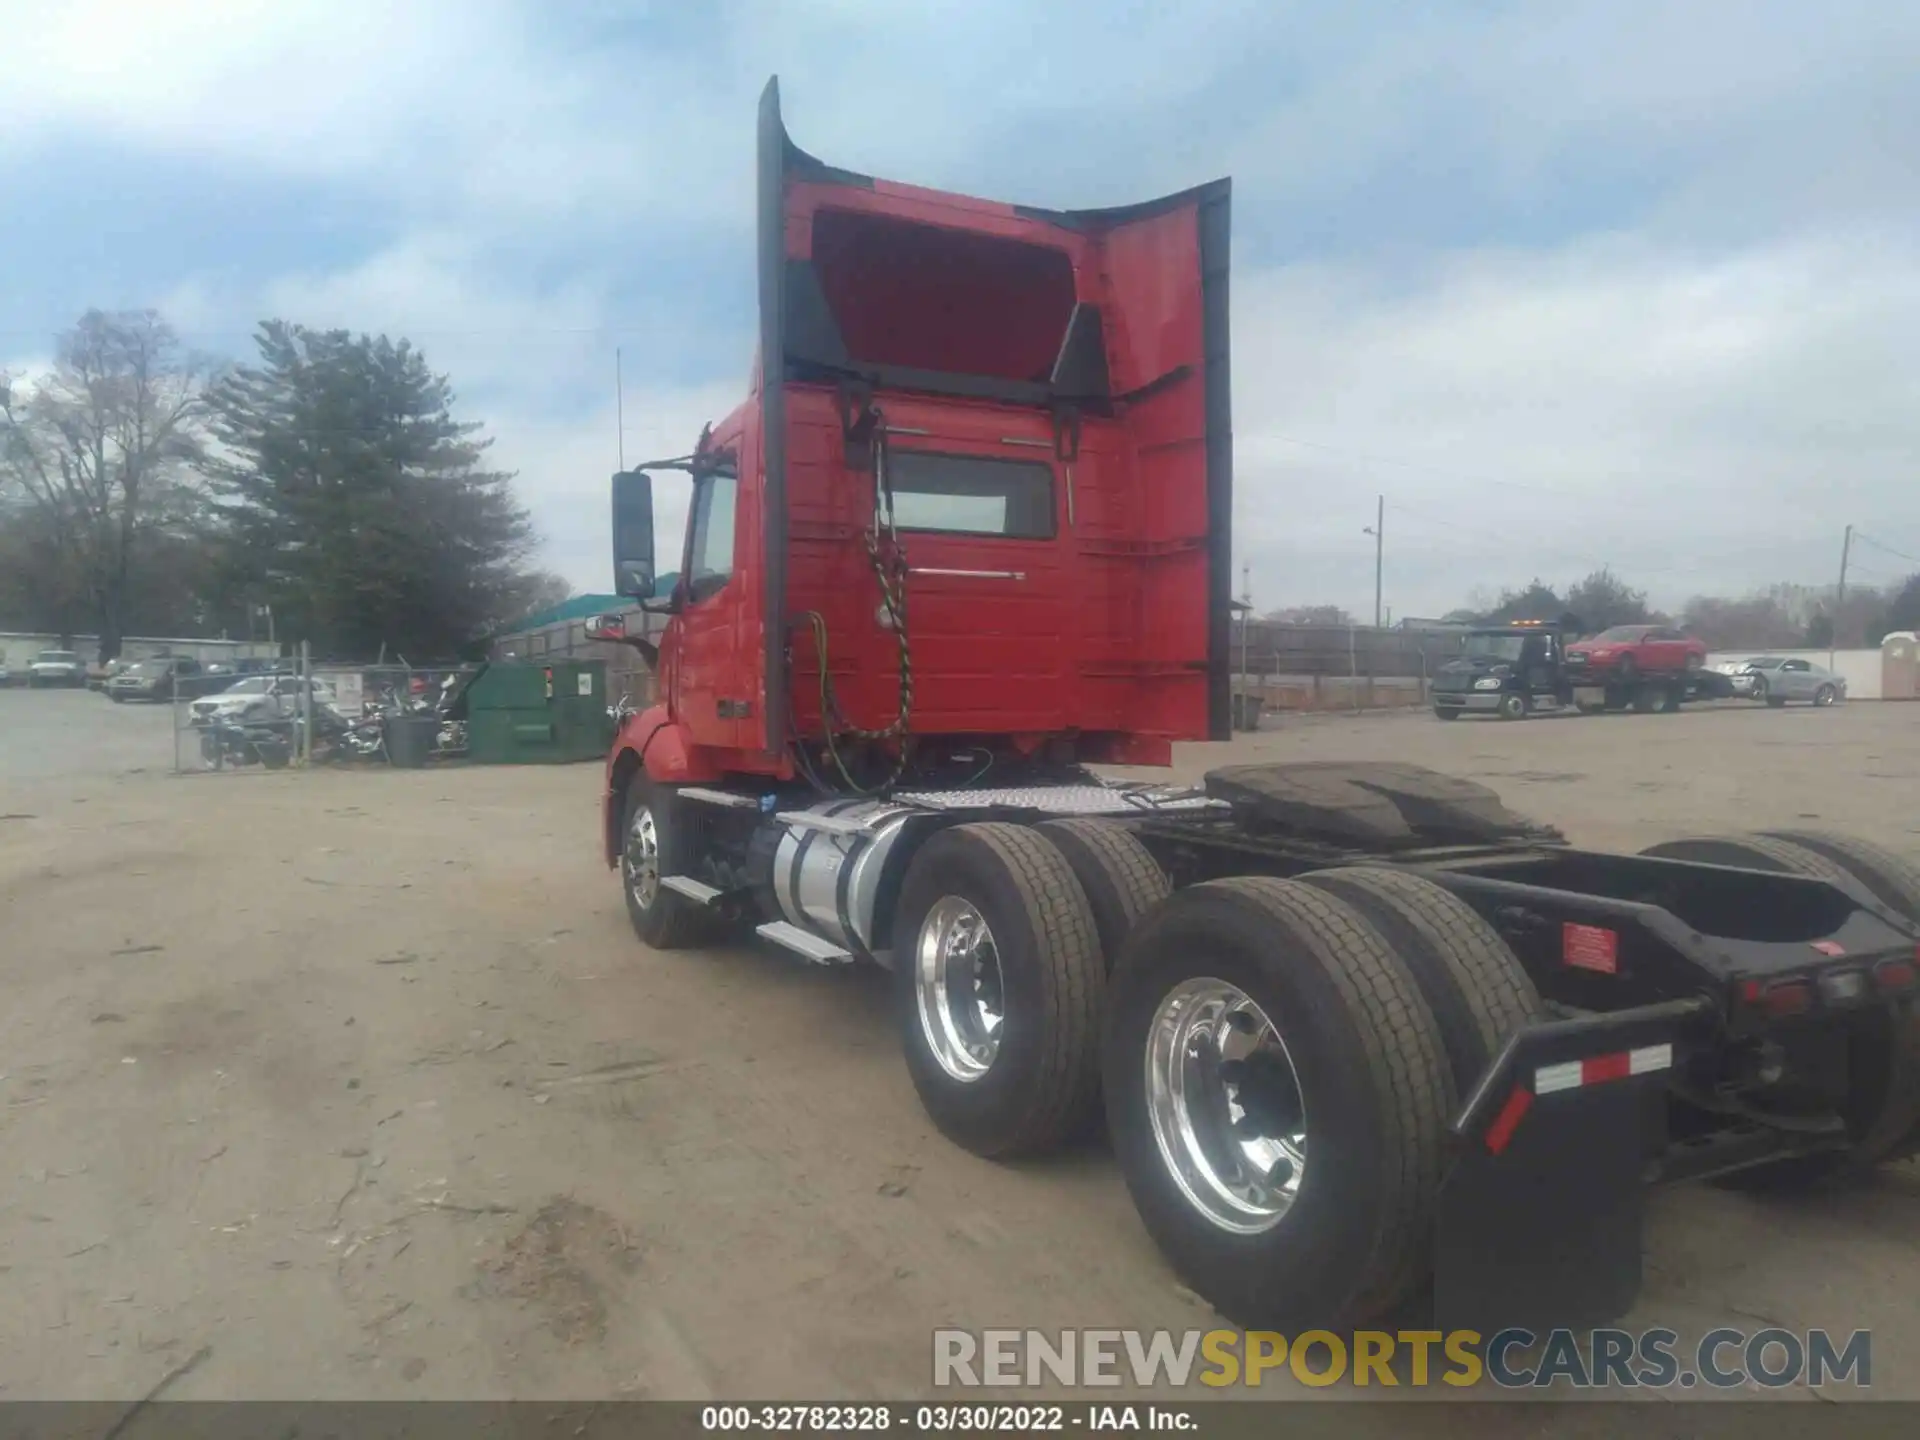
<box><xmin>169</xmin><ymin>648</ymin><xmax>480</xmax><ymax>774</ymax></box>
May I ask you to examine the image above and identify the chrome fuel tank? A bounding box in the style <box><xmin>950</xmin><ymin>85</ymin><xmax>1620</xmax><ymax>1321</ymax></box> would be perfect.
<box><xmin>763</xmin><ymin>799</ymin><xmax>919</xmax><ymax>965</ymax></box>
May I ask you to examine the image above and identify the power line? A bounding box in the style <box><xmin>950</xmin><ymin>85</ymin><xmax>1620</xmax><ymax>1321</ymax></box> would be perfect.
<box><xmin>1854</xmin><ymin>530</ymin><xmax>1920</xmax><ymax>565</ymax></box>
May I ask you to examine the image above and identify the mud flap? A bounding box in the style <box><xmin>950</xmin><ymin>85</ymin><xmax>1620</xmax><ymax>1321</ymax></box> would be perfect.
<box><xmin>1434</xmin><ymin>998</ymin><xmax>1710</xmax><ymax>1335</ymax></box>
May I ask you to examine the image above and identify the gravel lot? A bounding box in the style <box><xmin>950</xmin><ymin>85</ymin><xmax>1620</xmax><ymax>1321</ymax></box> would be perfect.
<box><xmin>3</xmin><ymin>686</ymin><xmax>1919</xmax><ymax>1404</ymax></box>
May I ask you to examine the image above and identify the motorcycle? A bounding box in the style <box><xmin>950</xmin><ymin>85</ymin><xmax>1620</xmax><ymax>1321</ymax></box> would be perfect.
<box><xmin>199</xmin><ymin>717</ymin><xmax>294</xmax><ymax>770</ymax></box>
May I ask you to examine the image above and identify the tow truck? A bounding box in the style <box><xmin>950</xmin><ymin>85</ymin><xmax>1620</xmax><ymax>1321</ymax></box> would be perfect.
<box><xmin>1429</xmin><ymin>618</ymin><xmax>1572</xmax><ymax>719</ymax></box>
<box><xmin>1430</xmin><ymin>618</ymin><xmax>1739</xmax><ymax>719</ymax></box>
<box><xmin>589</xmin><ymin>80</ymin><xmax>1920</xmax><ymax>1335</ymax></box>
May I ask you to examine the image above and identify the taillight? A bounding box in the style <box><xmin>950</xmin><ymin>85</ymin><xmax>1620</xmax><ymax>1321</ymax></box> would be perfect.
<box><xmin>1764</xmin><ymin>980</ymin><xmax>1814</xmax><ymax>1018</ymax></box>
<box><xmin>1874</xmin><ymin>957</ymin><xmax>1919</xmax><ymax>994</ymax></box>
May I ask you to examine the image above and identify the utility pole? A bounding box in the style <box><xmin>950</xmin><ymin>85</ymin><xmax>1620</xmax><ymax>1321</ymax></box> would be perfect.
<box><xmin>616</xmin><ymin>348</ymin><xmax>626</xmax><ymax>471</ymax></box>
<box><xmin>1362</xmin><ymin>496</ymin><xmax>1384</xmax><ymax>629</ymax></box>
<box><xmin>1240</xmin><ymin>564</ymin><xmax>1252</xmax><ymax>689</ymax></box>
<box><xmin>1832</xmin><ymin>523</ymin><xmax>1853</xmax><ymax>671</ymax></box>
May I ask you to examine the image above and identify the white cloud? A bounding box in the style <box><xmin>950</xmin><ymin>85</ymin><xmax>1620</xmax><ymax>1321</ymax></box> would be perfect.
<box><xmin>0</xmin><ymin>0</ymin><xmax>1272</xmax><ymax>237</ymax></box>
<box><xmin>146</xmin><ymin>211</ymin><xmax>1920</xmax><ymax>621</ymax></box>
<box><xmin>12</xmin><ymin>0</ymin><xmax>1918</xmax><ymax>625</ymax></box>
<box><xmin>158</xmin><ymin>237</ymin><xmax>747</xmax><ymax>592</ymax></box>
<box><xmin>0</xmin><ymin>0</ymin><xmax>484</xmax><ymax>173</ymax></box>
<box><xmin>165</xmin><ymin>233</ymin><xmax>616</xmax><ymax>408</ymax></box>
<box><xmin>1232</xmin><ymin>228</ymin><xmax>1920</xmax><ymax>617</ymax></box>
<box><xmin>500</xmin><ymin>379</ymin><xmax>747</xmax><ymax>594</ymax></box>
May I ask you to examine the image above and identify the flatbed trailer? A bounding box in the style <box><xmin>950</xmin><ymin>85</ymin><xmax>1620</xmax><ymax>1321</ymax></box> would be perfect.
<box><xmin>592</xmin><ymin>80</ymin><xmax>1920</xmax><ymax>1337</ymax></box>
<box><xmin>1430</xmin><ymin>620</ymin><xmax>1739</xmax><ymax>720</ymax></box>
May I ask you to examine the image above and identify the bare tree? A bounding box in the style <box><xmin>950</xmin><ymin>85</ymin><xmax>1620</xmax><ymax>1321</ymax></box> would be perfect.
<box><xmin>0</xmin><ymin>311</ymin><xmax>212</xmax><ymax>659</ymax></box>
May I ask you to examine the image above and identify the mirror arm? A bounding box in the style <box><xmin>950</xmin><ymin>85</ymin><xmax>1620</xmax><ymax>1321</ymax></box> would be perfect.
<box><xmin>610</xmin><ymin>634</ymin><xmax>660</xmax><ymax>667</ymax></box>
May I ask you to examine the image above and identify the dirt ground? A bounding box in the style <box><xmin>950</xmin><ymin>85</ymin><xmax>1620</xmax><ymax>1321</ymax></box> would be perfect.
<box><xmin>3</xmin><ymin>689</ymin><xmax>1919</xmax><ymax>1403</ymax></box>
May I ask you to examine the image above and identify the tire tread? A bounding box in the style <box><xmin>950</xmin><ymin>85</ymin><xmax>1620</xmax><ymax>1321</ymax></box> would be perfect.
<box><xmin>1299</xmin><ymin>866</ymin><xmax>1543</xmax><ymax>1093</ymax></box>
<box><xmin>903</xmin><ymin>822</ymin><xmax>1105</xmax><ymax>1158</ymax></box>
<box><xmin>1034</xmin><ymin>818</ymin><xmax>1171</xmax><ymax>967</ymax></box>
<box><xmin>1203</xmin><ymin>877</ymin><xmax>1450</xmax><ymax>1321</ymax></box>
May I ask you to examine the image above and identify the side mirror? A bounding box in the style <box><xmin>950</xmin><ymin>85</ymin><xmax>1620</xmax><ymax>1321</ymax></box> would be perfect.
<box><xmin>584</xmin><ymin>613</ymin><xmax>627</xmax><ymax>642</ymax></box>
<box><xmin>611</xmin><ymin>470</ymin><xmax>656</xmax><ymax>599</ymax></box>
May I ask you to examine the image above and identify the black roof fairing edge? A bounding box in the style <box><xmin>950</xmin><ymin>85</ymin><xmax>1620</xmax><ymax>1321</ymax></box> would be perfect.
<box><xmin>756</xmin><ymin>78</ymin><xmax>792</xmax><ymax>758</ymax></box>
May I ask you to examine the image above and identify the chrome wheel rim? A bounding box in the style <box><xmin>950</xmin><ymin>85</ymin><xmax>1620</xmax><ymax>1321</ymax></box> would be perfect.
<box><xmin>915</xmin><ymin>897</ymin><xmax>1004</xmax><ymax>1082</ymax></box>
<box><xmin>1816</xmin><ymin>687</ymin><xmax>1834</xmax><ymax>706</ymax></box>
<box><xmin>1145</xmin><ymin>977</ymin><xmax>1305</xmax><ymax>1235</ymax></box>
<box><xmin>624</xmin><ymin>805</ymin><xmax>660</xmax><ymax>911</ymax></box>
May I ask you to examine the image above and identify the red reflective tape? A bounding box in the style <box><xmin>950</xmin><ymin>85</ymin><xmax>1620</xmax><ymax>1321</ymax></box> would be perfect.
<box><xmin>1581</xmin><ymin>1051</ymin><xmax>1633</xmax><ymax>1086</ymax></box>
<box><xmin>1563</xmin><ymin>922</ymin><xmax>1620</xmax><ymax>974</ymax></box>
<box><xmin>1484</xmin><ymin>1084</ymin><xmax>1533</xmax><ymax>1155</ymax></box>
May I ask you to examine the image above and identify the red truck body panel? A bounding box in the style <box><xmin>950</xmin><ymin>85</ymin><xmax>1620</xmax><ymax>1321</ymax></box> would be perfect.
<box><xmin>613</xmin><ymin>80</ymin><xmax>1232</xmax><ymax>800</ymax></box>
<box><xmin>743</xmin><ymin>79</ymin><xmax>1232</xmax><ymax>770</ymax></box>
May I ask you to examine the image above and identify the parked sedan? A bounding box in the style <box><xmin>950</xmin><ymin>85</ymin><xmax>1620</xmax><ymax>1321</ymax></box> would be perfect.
<box><xmin>1719</xmin><ymin>656</ymin><xmax>1847</xmax><ymax>707</ymax></box>
<box><xmin>27</xmin><ymin>649</ymin><xmax>89</xmax><ymax>688</ymax></box>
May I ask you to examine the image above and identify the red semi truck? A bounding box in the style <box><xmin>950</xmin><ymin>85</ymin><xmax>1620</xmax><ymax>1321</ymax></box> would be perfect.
<box><xmin>590</xmin><ymin>79</ymin><xmax>1920</xmax><ymax>1336</ymax></box>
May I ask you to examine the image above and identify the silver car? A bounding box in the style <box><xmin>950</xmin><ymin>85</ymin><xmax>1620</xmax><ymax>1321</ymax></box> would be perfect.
<box><xmin>1722</xmin><ymin>656</ymin><xmax>1847</xmax><ymax>707</ymax></box>
<box><xmin>189</xmin><ymin>675</ymin><xmax>335</xmax><ymax>728</ymax></box>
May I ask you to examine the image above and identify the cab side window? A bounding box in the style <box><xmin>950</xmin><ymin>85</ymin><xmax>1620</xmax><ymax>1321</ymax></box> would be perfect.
<box><xmin>685</xmin><ymin>467</ymin><xmax>740</xmax><ymax>604</ymax></box>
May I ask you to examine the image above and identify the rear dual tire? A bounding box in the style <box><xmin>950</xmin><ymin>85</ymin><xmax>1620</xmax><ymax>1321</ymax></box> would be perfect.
<box><xmin>1102</xmin><ymin>870</ymin><xmax>1541</xmax><ymax>1330</ymax></box>
<box><xmin>895</xmin><ymin>823</ymin><xmax>1106</xmax><ymax>1159</ymax></box>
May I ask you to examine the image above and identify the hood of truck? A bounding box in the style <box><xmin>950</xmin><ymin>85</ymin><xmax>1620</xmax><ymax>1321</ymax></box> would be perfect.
<box><xmin>1434</xmin><ymin>656</ymin><xmax>1516</xmax><ymax>691</ymax></box>
<box><xmin>754</xmin><ymin>77</ymin><xmax>1232</xmax><ymax>756</ymax></box>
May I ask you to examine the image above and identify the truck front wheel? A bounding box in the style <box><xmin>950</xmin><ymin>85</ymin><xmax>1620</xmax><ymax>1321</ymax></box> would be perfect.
<box><xmin>620</xmin><ymin>777</ymin><xmax>716</xmax><ymax>951</ymax></box>
<box><xmin>1102</xmin><ymin>877</ymin><xmax>1450</xmax><ymax>1331</ymax></box>
<box><xmin>894</xmin><ymin>823</ymin><xmax>1105</xmax><ymax>1159</ymax></box>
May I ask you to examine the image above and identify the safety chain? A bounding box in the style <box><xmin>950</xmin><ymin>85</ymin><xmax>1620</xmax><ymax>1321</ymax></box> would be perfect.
<box><xmin>800</xmin><ymin>405</ymin><xmax>914</xmax><ymax>793</ymax></box>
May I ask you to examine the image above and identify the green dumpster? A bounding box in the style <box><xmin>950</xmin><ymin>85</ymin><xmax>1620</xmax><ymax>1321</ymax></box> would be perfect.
<box><xmin>465</xmin><ymin>660</ymin><xmax>613</xmax><ymax>764</ymax></box>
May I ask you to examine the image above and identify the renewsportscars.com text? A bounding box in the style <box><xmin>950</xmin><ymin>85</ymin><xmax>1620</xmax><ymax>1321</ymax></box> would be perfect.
<box><xmin>933</xmin><ymin>1327</ymin><xmax>1871</xmax><ymax>1390</ymax></box>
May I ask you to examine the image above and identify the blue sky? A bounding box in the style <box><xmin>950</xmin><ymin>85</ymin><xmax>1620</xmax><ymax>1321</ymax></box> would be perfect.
<box><xmin>4</xmin><ymin>0</ymin><xmax>1918</xmax><ymax>617</ymax></box>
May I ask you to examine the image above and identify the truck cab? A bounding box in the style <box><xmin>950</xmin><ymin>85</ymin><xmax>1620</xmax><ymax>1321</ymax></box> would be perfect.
<box><xmin>603</xmin><ymin>79</ymin><xmax>1232</xmax><ymax>811</ymax></box>
<box><xmin>1431</xmin><ymin>620</ymin><xmax>1568</xmax><ymax>719</ymax></box>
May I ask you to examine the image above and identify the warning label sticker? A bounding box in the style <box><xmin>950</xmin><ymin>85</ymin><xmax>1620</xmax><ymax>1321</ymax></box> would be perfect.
<box><xmin>1563</xmin><ymin>922</ymin><xmax>1620</xmax><ymax>974</ymax></box>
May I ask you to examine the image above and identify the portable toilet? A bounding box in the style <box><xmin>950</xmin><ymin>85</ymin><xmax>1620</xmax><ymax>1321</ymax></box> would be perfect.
<box><xmin>1883</xmin><ymin>632</ymin><xmax>1919</xmax><ymax>701</ymax></box>
<box><xmin>465</xmin><ymin>660</ymin><xmax>613</xmax><ymax>763</ymax></box>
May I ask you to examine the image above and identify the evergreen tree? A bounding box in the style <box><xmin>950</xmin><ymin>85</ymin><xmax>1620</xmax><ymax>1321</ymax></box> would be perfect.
<box><xmin>200</xmin><ymin>322</ymin><xmax>534</xmax><ymax>659</ymax></box>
